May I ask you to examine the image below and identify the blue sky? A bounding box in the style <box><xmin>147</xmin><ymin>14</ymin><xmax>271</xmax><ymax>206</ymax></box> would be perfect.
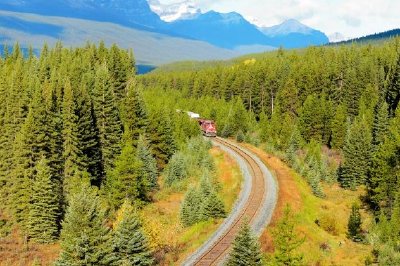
<box><xmin>158</xmin><ymin>0</ymin><xmax>399</xmax><ymax>38</ymax></box>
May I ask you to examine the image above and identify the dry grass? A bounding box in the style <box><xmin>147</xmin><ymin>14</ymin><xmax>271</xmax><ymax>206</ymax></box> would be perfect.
<box><xmin>141</xmin><ymin>146</ymin><xmax>242</xmax><ymax>265</ymax></box>
<box><xmin>243</xmin><ymin>143</ymin><xmax>372</xmax><ymax>266</ymax></box>
<box><xmin>0</xmin><ymin>228</ymin><xmax>60</xmax><ymax>266</ymax></box>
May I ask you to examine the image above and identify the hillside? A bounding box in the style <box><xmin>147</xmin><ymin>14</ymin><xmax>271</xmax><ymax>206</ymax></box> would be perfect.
<box><xmin>330</xmin><ymin>28</ymin><xmax>400</xmax><ymax>45</ymax></box>
<box><xmin>0</xmin><ymin>10</ymin><xmax>239</xmax><ymax>66</ymax></box>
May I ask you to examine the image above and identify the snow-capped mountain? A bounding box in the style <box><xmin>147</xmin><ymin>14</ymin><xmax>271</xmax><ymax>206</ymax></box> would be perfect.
<box><xmin>259</xmin><ymin>19</ymin><xmax>329</xmax><ymax>48</ymax></box>
<box><xmin>148</xmin><ymin>0</ymin><xmax>200</xmax><ymax>22</ymax></box>
<box><xmin>328</xmin><ymin>32</ymin><xmax>351</xmax><ymax>43</ymax></box>
<box><xmin>260</xmin><ymin>19</ymin><xmax>315</xmax><ymax>36</ymax></box>
<box><xmin>166</xmin><ymin>11</ymin><xmax>273</xmax><ymax>49</ymax></box>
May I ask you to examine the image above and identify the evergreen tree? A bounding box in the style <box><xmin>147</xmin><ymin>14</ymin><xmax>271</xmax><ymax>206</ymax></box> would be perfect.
<box><xmin>385</xmin><ymin>52</ymin><xmax>400</xmax><ymax>115</ymax></box>
<box><xmin>136</xmin><ymin>135</ymin><xmax>158</xmax><ymax>190</ymax></box>
<box><xmin>180</xmin><ymin>187</ymin><xmax>201</xmax><ymax>227</ymax></box>
<box><xmin>201</xmin><ymin>191</ymin><xmax>226</xmax><ymax>220</ymax></box>
<box><xmin>56</xmin><ymin>184</ymin><xmax>112</xmax><ymax>266</ymax></box>
<box><xmin>62</xmin><ymin>79</ymin><xmax>82</xmax><ymax>183</ymax></box>
<box><xmin>270</xmin><ymin>205</ymin><xmax>304</xmax><ymax>266</ymax></box>
<box><xmin>164</xmin><ymin>152</ymin><xmax>188</xmax><ymax>186</ymax></box>
<box><xmin>105</xmin><ymin>141</ymin><xmax>142</xmax><ymax>210</ymax></box>
<box><xmin>75</xmin><ymin>84</ymin><xmax>103</xmax><ymax>183</ymax></box>
<box><xmin>347</xmin><ymin>204</ymin><xmax>363</xmax><ymax>242</ymax></box>
<box><xmin>92</xmin><ymin>64</ymin><xmax>123</xmax><ymax>171</ymax></box>
<box><xmin>110</xmin><ymin>200</ymin><xmax>153</xmax><ymax>266</ymax></box>
<box><xmin>28</xmin><ymin>157</ymin><xmax>60</xmax><ymax>243</ymax></box>
<box><xmin>226</xmin><ymin>222</ymin><xmax>263</xmax><ymax>266</ymax></box>
<box><xmin>123</xmin><ymin>81</ymin><xmax>148</xmax><ymax>146</ymax></box>
<box><xmin>338</xmin><ymin>116</ymin><xmax>372</xmax><ymax>189</ymax></box>
<box><xmin>330</xmin><ymin>104</ymin><xmax>348</xmax><ymax>149</ymax></box>
<box><xmin>148</xmin><ymin>108</ymin><xmax>176</xmax><ymax>169</ymax></box>
<box><xmin>372</xmin><ymin>100</ymin><xmax>389</xmax><ymax>146</ymax></box>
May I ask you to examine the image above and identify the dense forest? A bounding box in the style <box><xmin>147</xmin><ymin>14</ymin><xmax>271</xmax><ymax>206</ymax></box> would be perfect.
<box><xmin>140</xmin><ymin>38</ymin><xmax>400</xmax><ymax>264</ymax></box>
<box><xmin>0</xmin><ymin>37</ymin><xmax>399</xmax><ymax>265</ymax></box>
<box><xmin>0</xmin><ymin>42</ymin><xmax>237</xmax><ymax>265</ymax></box>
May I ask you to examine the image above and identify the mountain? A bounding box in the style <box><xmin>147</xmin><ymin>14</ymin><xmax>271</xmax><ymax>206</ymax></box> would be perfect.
<box><xmin>149</xmin><ymin>0</ymin><xmax>200</xmax><ymax>22</ymax></box>
<box><xmin>0</xmin><ymin>10</ymin><xmax>239</xmax><ymax>66</ymax></box>
<box><xmin>0</xmin><ymin>0</ymin><xmax>164</xmax><ymax>30</ymax></box>
<box><xmin>166</xmin><ymin>11</ymin><xmax>273</xmax><ymax>49</ymax></box>
<box><xmin>259</xmin><ymin>19</ymin><xmax>329</xmax><ymax>48</ymax></box>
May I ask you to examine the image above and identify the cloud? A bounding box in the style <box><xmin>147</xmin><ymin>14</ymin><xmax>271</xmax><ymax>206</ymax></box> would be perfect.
<box><xmin>156</xmin><ymin>0</ymin><xmax>400</xmax><ymax>37</ymax></box>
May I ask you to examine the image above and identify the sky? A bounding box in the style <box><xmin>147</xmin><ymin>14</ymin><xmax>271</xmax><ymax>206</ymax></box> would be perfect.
<box><xmin>158</xmin><ymin>0</ymin><xmax>400</xmax><ymax>38</ymax></box>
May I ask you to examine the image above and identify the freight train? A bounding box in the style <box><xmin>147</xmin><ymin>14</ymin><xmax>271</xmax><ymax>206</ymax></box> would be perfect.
<box><xmin>186</xmin><ymin>111</ymin><xmax>217</xmax><ymax>137</ymax></box>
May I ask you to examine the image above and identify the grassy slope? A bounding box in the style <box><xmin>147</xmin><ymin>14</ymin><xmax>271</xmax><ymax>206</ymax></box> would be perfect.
<box><xmin>140</xmin><ymin>147</ymin><xmax>242</xmax><ymax>265</ymax></box>
<box><xmin>244</xmin><ymin>143</ymin><xmax>372</xmax><ymax>266</ymax></box>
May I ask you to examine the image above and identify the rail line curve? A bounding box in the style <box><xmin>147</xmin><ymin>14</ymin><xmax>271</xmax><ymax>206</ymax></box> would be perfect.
<box><xmin>182</xmin><ymin>137</ymin><xmax>278</xmax><ymax>266</ymax></box>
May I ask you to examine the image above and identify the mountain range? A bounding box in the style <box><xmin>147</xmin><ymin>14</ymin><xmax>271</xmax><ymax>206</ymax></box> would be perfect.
<box><xmin>0</xmin><ymin>0</ymin><xmax>330</xmax><ymax>66</ymax></box>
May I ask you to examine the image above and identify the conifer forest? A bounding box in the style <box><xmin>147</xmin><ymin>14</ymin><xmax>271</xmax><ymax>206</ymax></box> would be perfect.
<box><xmin>0</xmin><ymin>38</ymin><xmax>399</xmax><ymax>265</ymax></box>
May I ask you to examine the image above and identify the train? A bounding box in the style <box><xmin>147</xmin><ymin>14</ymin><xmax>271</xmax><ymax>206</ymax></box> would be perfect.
<box><xmin>186</xmin><ymin>111</ymin><xmax>217</xmax><ymax>137</ymax></box>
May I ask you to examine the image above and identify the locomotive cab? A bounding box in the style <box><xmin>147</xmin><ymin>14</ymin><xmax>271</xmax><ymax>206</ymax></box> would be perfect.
<box><xmin>198</xmin><ymin>119</ymin><xmax>217</xmax><ymax>137</ymax></box>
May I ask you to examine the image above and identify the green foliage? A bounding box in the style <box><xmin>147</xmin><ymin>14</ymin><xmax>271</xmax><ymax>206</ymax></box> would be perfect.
<box><xmin>28</xmin><ymin>157</ymin><xmax>60</xmax><ymax>243</ymax></box>
<box><xmin>226</xmin><ymin>222</ymin><xmax>263</xmax><ymax>266</ymax></box>
<box><xmin>122</xmin><ymin>81</ymin><xmax>149</xmax><ymax>146</ymax></box>
<box><xmin>269</xmin><ymin>205</ymin><xmax>305</xmax><ymax>266</ymax></box>
<box><xmin>56</xmin><ymin>184</ymin><xmax>112</xmax><ymax>266</ymax></box>
<box><xmin>347</xmin><ymin>204</ymin><xmax>363</xmax><ymax>242</ymax></box>
<box><xmin>180</xmin><ymin>187</ymin><xmax>201</xmax><ymax>227</ymax></box>
<box><xmin>164</xmin><ymin>152</ymin><xmax>188</xmax><ymax>186</ymax></box>
<box><xmin>105</xmin><ymin>142</ymin><xmax>143</xmax><ymax>210</ymax></box>
<box><xmin>147</xmin><ymin>108</ymin><xmax>176</xmax><ymax>169</ymax></box>
<box><xmin>338</xmin><ymin>116</ymin><xmax>372</xmax><ymax>189</ymax></box>
<box><xmin>92</xmin><ymin>64</ymin><xmax>123</xmax><ymax>171</ymax></box>
<box><xmin>110</xmin><ymin>200</ymin><xmax>153</xmax><ymax>266</ymax></box>
<box><xmin>180</xmin><ymin>174</ymin><xmax>225</xmax><ymax>227</ymax></box>
<box><xmin>236</xmin><ymin>130</ymin><xmax>245</xmax><ymax>143</ymax></box>
<box><xmin>330</xmin><ymin>104</ymin><xmax>348</xmax><ymax>149</ymax></box>
<box><xmin>136</xmin><ymin>135</ymin><xmax>159</xmax><ymax>190</ymax></box>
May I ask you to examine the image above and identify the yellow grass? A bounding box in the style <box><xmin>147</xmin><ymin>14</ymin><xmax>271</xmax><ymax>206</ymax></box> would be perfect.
<box><xmin>244</xmin><ymin>143</ymin><xmax>373</xmax><ymax>266</ymax></box>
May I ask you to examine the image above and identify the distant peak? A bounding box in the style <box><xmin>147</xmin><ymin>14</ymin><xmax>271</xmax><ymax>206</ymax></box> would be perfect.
<box><xmin>260</xmin><ymin>19</ymin><xmax>315</xmax><ymax>36</ymax></box>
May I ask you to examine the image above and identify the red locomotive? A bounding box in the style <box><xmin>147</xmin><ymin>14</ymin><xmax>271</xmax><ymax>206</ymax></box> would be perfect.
<box><xmin>198</xmin><ymin>119</ymin><xmax>217</xmax><ymax>137</ymax></box>
<box><xmin>184</xmin><ymin>111</ymin><xmax>217</xmax><ymax>137</ymax></box>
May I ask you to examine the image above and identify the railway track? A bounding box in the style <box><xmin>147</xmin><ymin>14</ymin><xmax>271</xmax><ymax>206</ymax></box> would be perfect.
<box><xmin>182</xmin><ymin>137</ymin><xmax>277</xmax><ymax>266</ymax></box>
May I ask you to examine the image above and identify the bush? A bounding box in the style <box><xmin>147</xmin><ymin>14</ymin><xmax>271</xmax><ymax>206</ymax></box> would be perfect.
<box><xmin>236</xmin><ymin>130</ymin><xmax>245</xmax><ymax>143</ymax></box>
<box><xmin>318</xmin><ymin>213</ymin><xmax>339</xmax><ymax>236</ymax></box>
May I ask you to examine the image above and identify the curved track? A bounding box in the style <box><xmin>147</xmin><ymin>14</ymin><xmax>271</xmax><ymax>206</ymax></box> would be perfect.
<box><xmin>182</xmin><ymin>137</ymin><xmax>277</xmax><ymax>266</ymax></box>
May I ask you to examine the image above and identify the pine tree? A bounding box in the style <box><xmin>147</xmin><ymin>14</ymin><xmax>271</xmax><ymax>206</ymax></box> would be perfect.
<box><xmin>92</xmin><ymin>64</ymin><xmax>123</xmax><ymax>171</ymax></box>
<box><xmin>148</xmin><ymin>108</ymin><xmax>176</xmax><ymax>169</ymax></box>
<box><xmin>136</xmin><ymin>135</ymin><xmax>158</xmax><ymax>191</ymax></box>
<box><xmin>110</xmin><ymin>200</ymin><xmax>153</xmax><ymax>266</ymax></box>
<box><xmin>372</xmin><ymin>100</ymin><xmax>389</xmax><ymax>146</ymax></box>
<box><xmin>28</xmin><ymin>157</ymin><xmax>60</xmax><ymax>243</ymax></box>
<box><xmin>105</xmin><ymin>141</ymin><xmax>142</xmax><ymax>210</ymax></box>
<box><xmin>123</xmin><ymin>81</ymin><xmax>148</xmax><ymax>146</ymax></box>
<box><xmin>385</xmin><ymin>52</ymin><xmax>400</xmax><ymax>115</ymax></box>
<box><xmin>330</xmin><ymin>104</ymin><xmax>348</xmax><ymax>149</ymax></box>
<box><xmin>338</xmin><ymin>116</ymin><xmax>372</xmax><ymax>189</ymax></box>
<box><xmin>62</xmin><ymin>79</ymin><xmax>83</xmax><ymax>183</ymax></box>
<box><xmin>270</xmin><ymin>205</ymin><xmax>304</xmax><ymax>266</ymax></box>
<box><xmin>201</xmin><ymin>191</ymin><xmax>226</xmax><ymax>220</ymax></box>
<box><xmin>75</xmin><ymin>84</ymin><xmax>103</xmax><ymax>183</ymax></box>
<box><xmin>164</xmin><ymin>152</ymin><xmax>188</xmax><ymax>186</ymax></box>
<box><xmin>180</xmin><ymin>187</ymin><xmax>201</xmax><ymax>227</ymax></box>
<box><xmin>226</xmin><ymin>222</ymin><xmax>263</xmax><ymax>266</ymax></box>
<box><xmin>56</xmin><ymin>184</ymin><xmax>112</xmax><ymax>266</ymax></box>
<box><xmin>347</xmin><ymin>204</ymin><xmax>363</xmax><ymax>242</ymax></box>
